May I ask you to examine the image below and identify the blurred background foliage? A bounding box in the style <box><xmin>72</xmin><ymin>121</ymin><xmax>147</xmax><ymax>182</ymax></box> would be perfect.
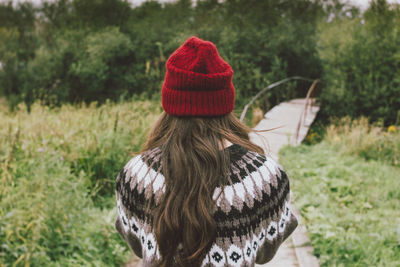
<box><xmin>1</xmin><ymin>0</ymin><xmax>321</xmax><ymax>114</ymax></box>
<box><xmin>1</xmin><ymin>0</ymin><xmax>399</xmax><ymax>124</ymax></box>
<box><xmin>2</xmin><ymin>0</ymin><xmax>399</xmax><ymax>124</ymax></box>
<box><xmin>318</xmin><ymin>0</ymin><xmax>400</xmax><ymax>125</ymax></box>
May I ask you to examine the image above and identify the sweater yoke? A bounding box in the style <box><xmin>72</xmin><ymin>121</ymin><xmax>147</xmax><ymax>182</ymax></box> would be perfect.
<box><xmin>115</xmin><ymin>144</ymin><xmax>298</xmax><ymax>267</ymax></box>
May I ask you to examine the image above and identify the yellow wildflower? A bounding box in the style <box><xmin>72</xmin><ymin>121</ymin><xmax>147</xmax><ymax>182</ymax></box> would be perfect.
<box><xmin>333</xmin><ymin>135</ymin><xmax>340</xmax><ymax>143</ymax></box>
<box><xmin>388</xmin><ymin>125</ymin><xmax>397</xmax><ymax>133</ymax></box>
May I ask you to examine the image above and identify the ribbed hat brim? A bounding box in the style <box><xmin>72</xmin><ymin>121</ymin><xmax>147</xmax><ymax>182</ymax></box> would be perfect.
<box><xmin>162</xmin><ymin>83</ymin><xmax>235</xmax><ymax>116</ymax></box>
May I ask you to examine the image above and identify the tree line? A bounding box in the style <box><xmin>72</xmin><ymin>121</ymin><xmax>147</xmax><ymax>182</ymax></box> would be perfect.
<box><xmin>0</xmin><ymin>0</ymin><xmax>399</xmax><ymax>124</ymax></box>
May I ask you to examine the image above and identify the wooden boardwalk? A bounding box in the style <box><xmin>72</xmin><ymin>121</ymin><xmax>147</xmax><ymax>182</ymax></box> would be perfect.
<box><xmin>250</xmin><ymin>98</ymin><xmax>320</xmax><ymax>267</ymax></box>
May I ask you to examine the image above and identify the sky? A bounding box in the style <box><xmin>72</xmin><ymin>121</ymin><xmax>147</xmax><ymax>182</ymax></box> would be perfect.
<box><xmin>349</xmin><ymin>0</ymin><xmax>400</xmax><ymax>10</ymax></box>
<box><xmin>4</xmin><ymin>0</ymin><xmax>400</xmax><ymax>10</ymax></box>
<box><xmin>132</xmin><ymin>0</ymin><xmax>400</xmax><ymax>9</ymax></box>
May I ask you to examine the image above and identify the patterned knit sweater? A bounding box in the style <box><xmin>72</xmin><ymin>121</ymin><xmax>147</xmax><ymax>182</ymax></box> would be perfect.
<box><xmin>115</xmin><ymin>144</ymin><xmax>298</xmax><ymax>266</ymax></box>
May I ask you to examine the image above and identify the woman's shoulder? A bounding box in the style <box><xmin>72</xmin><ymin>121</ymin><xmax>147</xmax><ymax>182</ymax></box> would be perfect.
<box><xmin>213</xmin><ymin>143</ymin><xmax>290</xmax><ymax>213</ymax></box>
<box><xmin>117</xmin><ymin>144</ymin><xmax>286</xmax><ymax>183</ymax></box>
<box><xmin>119</xmin><ymin>146</ymin><xmax>163</xmax><ymax>178</ymax></box>
<box><xmin>115</xmin><ymin>147</ymin><xmax>165</xmax><ymax>204</ymax></box>
<box><xmin>225</xmin><ymin>143</ymin><xmax>287</xmax><ymax>183</ymax></box>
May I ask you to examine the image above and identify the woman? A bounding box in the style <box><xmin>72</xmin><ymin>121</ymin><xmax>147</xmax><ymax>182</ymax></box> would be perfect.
<box><xmin>115</xmin><ymin>36</ymin><xmax>298</xmax><ymax>267</ymax></box>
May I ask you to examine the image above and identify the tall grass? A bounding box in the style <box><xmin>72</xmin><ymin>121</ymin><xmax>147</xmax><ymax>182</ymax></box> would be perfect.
<box><xmin>325</xmin><ymin>117</ymin><xmax>399</xmax><ymax>166</ymax></box>
<box><xmin>279</xmin><ymin>118</ymin><xmax>400</xmax><ymax>266</ymax></box>
<box><xmin>0</xmin><ymin>100</ymin><xmax>162</xmax><ymax>266</ymax></box>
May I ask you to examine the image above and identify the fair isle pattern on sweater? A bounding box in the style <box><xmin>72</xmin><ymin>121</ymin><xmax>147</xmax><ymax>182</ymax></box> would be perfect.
<box><xmin>115</xmin><ymin>144</ymin><xmax>298</xmax><ymax>267</ymax></box>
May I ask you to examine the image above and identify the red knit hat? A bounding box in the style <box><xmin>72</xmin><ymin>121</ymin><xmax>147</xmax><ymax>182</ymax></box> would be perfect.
<box><xmin>161</xmin><ymin>36</ymin><xmax>235</xmax><ymax>116</ymax></box>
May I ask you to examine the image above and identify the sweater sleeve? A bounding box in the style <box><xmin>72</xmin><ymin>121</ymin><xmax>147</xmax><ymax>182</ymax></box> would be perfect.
<box><xmin>255</xmin><ymin>163</ymin><xmax>298</xmax><ymax>264</ymax></box>
<box><xmin>114</xmin><ymin>160</ymin><xmax>143</xmax><ymax>259</ymax></box>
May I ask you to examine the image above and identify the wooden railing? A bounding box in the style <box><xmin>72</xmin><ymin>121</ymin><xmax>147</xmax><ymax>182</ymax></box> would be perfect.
<box><xmin>239</xmin><ymin>76</ymin><xmax>317</xmax><ymax>122</ymax></box>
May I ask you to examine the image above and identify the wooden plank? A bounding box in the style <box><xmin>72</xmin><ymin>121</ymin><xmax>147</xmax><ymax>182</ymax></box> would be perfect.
<box><xmin>257</xmin><ymin>238</ymin><xmax>299</xmax><ymax>267</ymax></box>
<box><xmin>251</xmin><ymin>98</ymin><xmax>320</xmax><ymax>267</ymax></box>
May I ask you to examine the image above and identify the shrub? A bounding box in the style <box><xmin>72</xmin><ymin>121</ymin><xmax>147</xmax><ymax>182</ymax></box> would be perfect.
<box><xmin>325</xmin><ymin>116</ymin><xmax>400</xmax><ymax>167</ymax></box>
<box><xmin>0</xmin><ymin>0</ymin><xmax>323</xmax><ymax>112</ymax></box>
<box><xmin>318</xmin><ymin>0</ymin><xmax>400</xmax><ymax>125</ymax></box>
<box><xmin>23</xmin><ymin>28</ymin><xmax>137</xmax><ymax>106</ymax></box>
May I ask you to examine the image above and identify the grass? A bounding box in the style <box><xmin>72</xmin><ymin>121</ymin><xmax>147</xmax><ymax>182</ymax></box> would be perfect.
<box><xmin>0</xmin><ymin>96</ymin><xmax>252</xmax><ymax>267</ymax></box>
<box><xmin>325</xmin><ymin>117</ymin><xmax>400</xmax><ymax>167</ymax></box>
<box><xmin>0</xmin><ymin>99</ymin><xmax>162</xmax><ymax>266</ymax></box>
<box><xmin>2</xmin><ymin>99</ymin><xmax>399</xmax><ymax>267</ymax></box>
<box><xmin>279</xmin><ymin>118</ymin><xmax>400</xmax><ymax>267</ymax></box>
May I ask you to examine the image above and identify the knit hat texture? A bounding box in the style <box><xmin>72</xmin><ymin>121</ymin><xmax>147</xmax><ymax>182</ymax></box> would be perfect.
<box><xmin>161</xmin><ymin>36</ymin><xmax>235</xmax><ymax>116</ymax></box>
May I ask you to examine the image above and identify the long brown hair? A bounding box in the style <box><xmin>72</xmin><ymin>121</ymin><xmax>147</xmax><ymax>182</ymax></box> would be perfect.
<box><xmin>141</xmin><ymin>111</ymin><xmax>264</xmax><ymax>266</ymax></box>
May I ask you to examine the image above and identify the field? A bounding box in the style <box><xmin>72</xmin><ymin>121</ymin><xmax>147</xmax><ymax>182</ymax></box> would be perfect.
<box><xmin>1</xmin><ymin>99</ymin><xmax>400</xmax><ymax>266</ymax></box>
<box><xmin>279</xmin><ymin>119</ymin><xmax>400</xmax><ymax>267</ymax></box>
<box><xmin>0</xmin><ymin>100</ymin><xmax>161</xmax><ymax>266</ymax></box>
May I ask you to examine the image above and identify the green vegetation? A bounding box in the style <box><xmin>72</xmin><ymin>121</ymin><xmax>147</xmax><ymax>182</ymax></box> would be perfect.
<box><xmin>2</xmin><ymin>0</ymin><xmax>399</xmax><ymax>123</ymax></box>
<box><xmin>325</xmin><ymin>117</ymin><xmax>400</xmax><ymax>167</ymax></box>
<box><xmin>1</xmin><ymin>0</ymin><xmax>400</xmax><ymax>266</ymax></box>
<box><xmin>0</xmin><ymin>0</ymin><xmax>324</xmax><ymax>113</ymax></box>
<box><xmin>280</xmin><ymin>119</ymin><xmax>400</xmax><ymax>267</ymax></box>
<box><xmin>0</xmin><ymin>99</ymin><xmax>162</xmax><ymax>266</ymax></box>
<box><xmin>2</xmin><ymin>100</ymin><xmax>399</xmax><ymax>266</ymax></box>
<box><xmin>318</xmin><ymin>0</ymin><xmax>400</xmax><ymax>125</ymax></box>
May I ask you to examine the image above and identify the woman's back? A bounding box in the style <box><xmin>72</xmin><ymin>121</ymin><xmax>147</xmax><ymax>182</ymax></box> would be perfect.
<box><xmin>115</xmin><ymin>143</ymin><xmax>297</xmax><ymax>266</ymax></box>
<box><xmin>115</xmin><ymin>36</ymin><xmax>297</xmax><ymax>266</ymax></box>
